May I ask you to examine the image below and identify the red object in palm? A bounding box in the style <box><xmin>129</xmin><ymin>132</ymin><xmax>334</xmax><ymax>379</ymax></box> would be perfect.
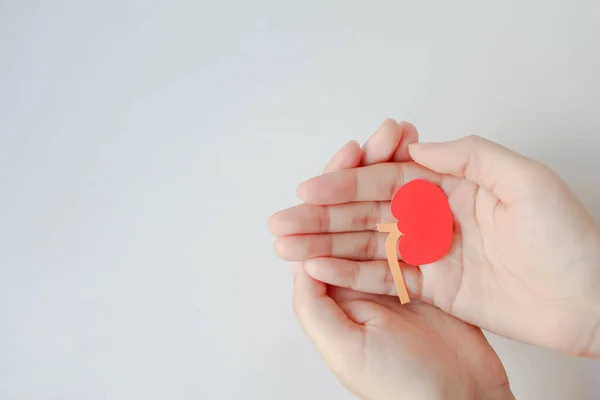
<box><xmin>391</xmin><ymin>179</ymin><xmax>454</xmax><ymax>266</ymax></box>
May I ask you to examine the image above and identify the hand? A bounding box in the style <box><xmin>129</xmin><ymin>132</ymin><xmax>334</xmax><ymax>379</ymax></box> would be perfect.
<box><xmin>271</xmin><ymin>122</ymin><xmax>600</xmax><ymax>359</ymax></box>
<box><xmin>272</xmin><ymin>120</ymin><xmax>514</xmax><ymax>400</ymax></box>
<box><xmin>293</xmin><ymin>267</ymin><xmax>512</xmax><ymax>400</ymax></box>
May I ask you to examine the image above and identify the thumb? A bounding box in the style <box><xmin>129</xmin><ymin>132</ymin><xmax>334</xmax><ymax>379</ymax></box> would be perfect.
<box><xmin>408</xmin><ymin>135</ymin><xmax>538</xmax><ymax>203</ymax></box>
<box><xmin>292</xmin><ymin>263</ymin><xmax>361</xmax><ymax>372</ymax></box>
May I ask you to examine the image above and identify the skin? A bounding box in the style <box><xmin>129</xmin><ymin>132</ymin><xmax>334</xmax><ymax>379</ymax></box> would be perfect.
<box><xmin>270</xmin><ymin>120</ymin><xmax>522</xmax><ymax>399</ymax></box>
<box><xmin>272</xmin><ymin>125</ymin><xmax>600</xmax><ymax>358</ymax></box>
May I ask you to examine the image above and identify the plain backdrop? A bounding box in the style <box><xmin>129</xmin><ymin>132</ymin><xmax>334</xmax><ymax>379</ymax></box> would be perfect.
<box><xmin>1</xmin><ymin>1</ymin><xmax>600</xmax><ymax>399</ymax></box>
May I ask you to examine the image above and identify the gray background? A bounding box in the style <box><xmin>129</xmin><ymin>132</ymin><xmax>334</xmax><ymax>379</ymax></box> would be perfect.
<box><xmin>1</xmin><ymin>1</ymin><xmax>600</xmax><ymax>399</ymax></box>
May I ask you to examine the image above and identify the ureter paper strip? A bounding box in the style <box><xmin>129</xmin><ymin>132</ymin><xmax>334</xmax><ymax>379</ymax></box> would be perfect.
<box><xmin>377</xmin><ymin>223</ymin><xmax>410</xmax><ymax>305</ymax></box>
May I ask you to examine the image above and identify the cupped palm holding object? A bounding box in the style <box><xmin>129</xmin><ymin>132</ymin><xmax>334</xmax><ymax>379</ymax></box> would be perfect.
<box><xmin>269</xmin><ymin>120</ymin><xmax>600</xmax><ymax>400</ymax></box>
<box><xmin>270</xmin><ymin>120</ymin><xmax>600</xmax><ymax>357</ymax></box>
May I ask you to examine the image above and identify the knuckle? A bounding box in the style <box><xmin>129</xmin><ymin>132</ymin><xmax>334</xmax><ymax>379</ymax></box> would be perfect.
<box><xmin>360</xmin><ymin>233</ymin><xmax>378</xmax><ymax>259</ymax></box>
<box><xmin>462</xmin><ymin>134</ymin><xmax>486</xmax><ymax>147</ymax></box>
<box><xmin>462</xmin><ymin>136</ymin><xmax>484</xmax><ymax>181</ymax></box>
<box><xmin>354</xmin><ymin>213</ymin><xmax>372</xmax><ymax>231</ymax></box>
<box><xmin>520</xmin><ymin>161</ymin><xmax>552</xmax><ymax>183</ymax></box>
<box><xmin>319</xmin><ymin>205</ymin><xmax>330</xmax><ymax>233</ymax></box>
<box><xmin>518</xmin><ymin>161</ymin><xmax>559</xmax><ymax>193</ymax></box>
<box><xmin>353</xmin><ymin>203</ymin><xmax>381</xmax><ymax>230</ymax></box>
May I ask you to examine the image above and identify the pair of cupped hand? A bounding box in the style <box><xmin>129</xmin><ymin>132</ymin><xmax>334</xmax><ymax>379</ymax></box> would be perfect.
<box><xmin>269</xmin><ymin>120</ymin><xmax>600</xmax><ymax>400</ymax></box>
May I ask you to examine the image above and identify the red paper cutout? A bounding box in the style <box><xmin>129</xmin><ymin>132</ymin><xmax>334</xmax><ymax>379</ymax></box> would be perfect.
<box><xmin>391</xmin><ymin>179</ymin><xmax>453</xmax><ymax>266</ymax></box>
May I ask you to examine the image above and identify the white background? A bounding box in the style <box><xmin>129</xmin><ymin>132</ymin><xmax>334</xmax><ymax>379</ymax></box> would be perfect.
<box><xmin>1</xmin><ymin>1</ymin><xmax>600</xmax><ymax>399</ymax></box>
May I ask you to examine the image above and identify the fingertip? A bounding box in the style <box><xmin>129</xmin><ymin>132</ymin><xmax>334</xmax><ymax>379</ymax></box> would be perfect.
<box><xmin>273</xmin><ymin>237</ymin><xmax>293</xmax><ymax>260</ymax></box>
<box><xmin>389</xmin><ymin>121</ymin><xmax>419</xmax><ymax>161</ymax></box>
<box><xmin>362</xmin><ymin>118</ymin><xmax>420</xmax><ymax>165</ymax></box>
<box><xmin>342</xmin><ymin>140</ymin><xmax>362</xmax><ymax>166</ymax></box>
<box><xmin>269</xmin><ymin>210</ymin><xmax>298</xmax><ymax>237</ymax></box>
<box><xmin>296</xmin><ymin>180</ymin><xmax>309</xmax><ymax>201</ymax></box>
<box><xmin>409</xmin><ymin>137</ymin><xmax>528</xmax><ymax>203</ymax></box>
<box><xmin>381</xmin><ymin>117</ymin><xmax>399</xmax><ymax>129</ymax></box>
<box><xmin>323</xmin><ymin>140</ymin><xmax>362</xmax><ymax>173</ymax></box>
<box><xmin>297</xmin><ymin>174</ymin><xmax>344</xmax><ymax>204</ymax></box>
<box><xmin>408</xmin><ymin>142</ymin><xmax>454</xmax><ymax>176</ymax></box>
<box><xmin>267</xmin><ymin>213</ymin><xmax>277</xmax><ymax>235</ymax></box>
<box><xmin>397</xmin><ymin>121</ymin><xmax>419</xmax><ymax>141</ymax></box>
<box><xmin>302</xmin><ymin>258</ymin><xmax>325</xmax><ymax>280</ymax></box>
<box><xmin>397</xmin><ymin>120</ymin><xmax>417</xmax><ymax>132</ymax></box>
<box><xmin>267</xmin><ymin>211</ymin><xmax>283</xmax><ymax>236</ymax></box>
<box><xmin>407</xmin><ymin>142</ymin><xmax>436</xmax><ymax>161</ymax></box>
<box><xmin>347</xmin><ymin>139</ymin><xmax>361</xmax><ymax>149</ymax></box>
<box><xmin>293</xmin><ymin>261</ymin><xmax>326</xmax><ymax>296</ymax></box>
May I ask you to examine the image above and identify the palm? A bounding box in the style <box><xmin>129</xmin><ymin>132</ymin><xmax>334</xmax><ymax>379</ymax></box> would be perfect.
<box><xmin>273</xmin><ymin>160</ymin><xmax>600</xmax><ymax>357</ymax></box>
<box><xmin>271</xmin><ymin>122</ymin><xmax>600</xmax><ymax>400</ymax></box>
<box><xmin>428</xmin><ymin>172</ymin><xmax>600</xmax><ymax>356</ymax></box>
<box><xmin>302</xmin><ymin>278</ymin><xmax>510</xmax><ymax>400</ymax></box>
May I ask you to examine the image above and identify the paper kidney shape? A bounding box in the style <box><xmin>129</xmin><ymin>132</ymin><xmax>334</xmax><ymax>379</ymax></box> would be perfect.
<box><xmin>391</xmin><ymin>179</ymin><xmax>453</xmax><ymax>266</ymax></box>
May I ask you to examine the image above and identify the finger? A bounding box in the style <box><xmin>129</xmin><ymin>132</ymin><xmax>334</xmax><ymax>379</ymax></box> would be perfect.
<box><xmin>274</xmin><ymin>231</ymin><xmax>387</xmax><ymax>261</ymax></box>
<box><xmin>361</xmin><ymin>119</ymin><xmax>419</xmax><ymax>165</ymax></box>
<box><xmin>297</xmin><ymin>162</ymin><xmax>441</xmax><ymax>205</ymax></box>
<box><xmin>304</xmin><ymin>257</ymin><xmax>423</xmax><ymax>299</ymax></box>
<box><xmin>293</xmin><ymin>263</ymin><xmax>361</xmax><ymax>365</ymax></box>
<box><xmin>268</xmin><ymin>201</ymin><xmax>392</xmax><ymax>236</ymax></box>
<box><xmin>408</xmin><ymin>136</ymin><xmax>537</xmax><ymax>204</ymax></box>
<box><xmin>323</xmin><ymin>140</ymin><xmax>362</xmax><ymax>173</ymax></box>
<box><xmin>327</xmin><ymin>287</ymin><xmax>406</xmax><ymax>325</ymax></box>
